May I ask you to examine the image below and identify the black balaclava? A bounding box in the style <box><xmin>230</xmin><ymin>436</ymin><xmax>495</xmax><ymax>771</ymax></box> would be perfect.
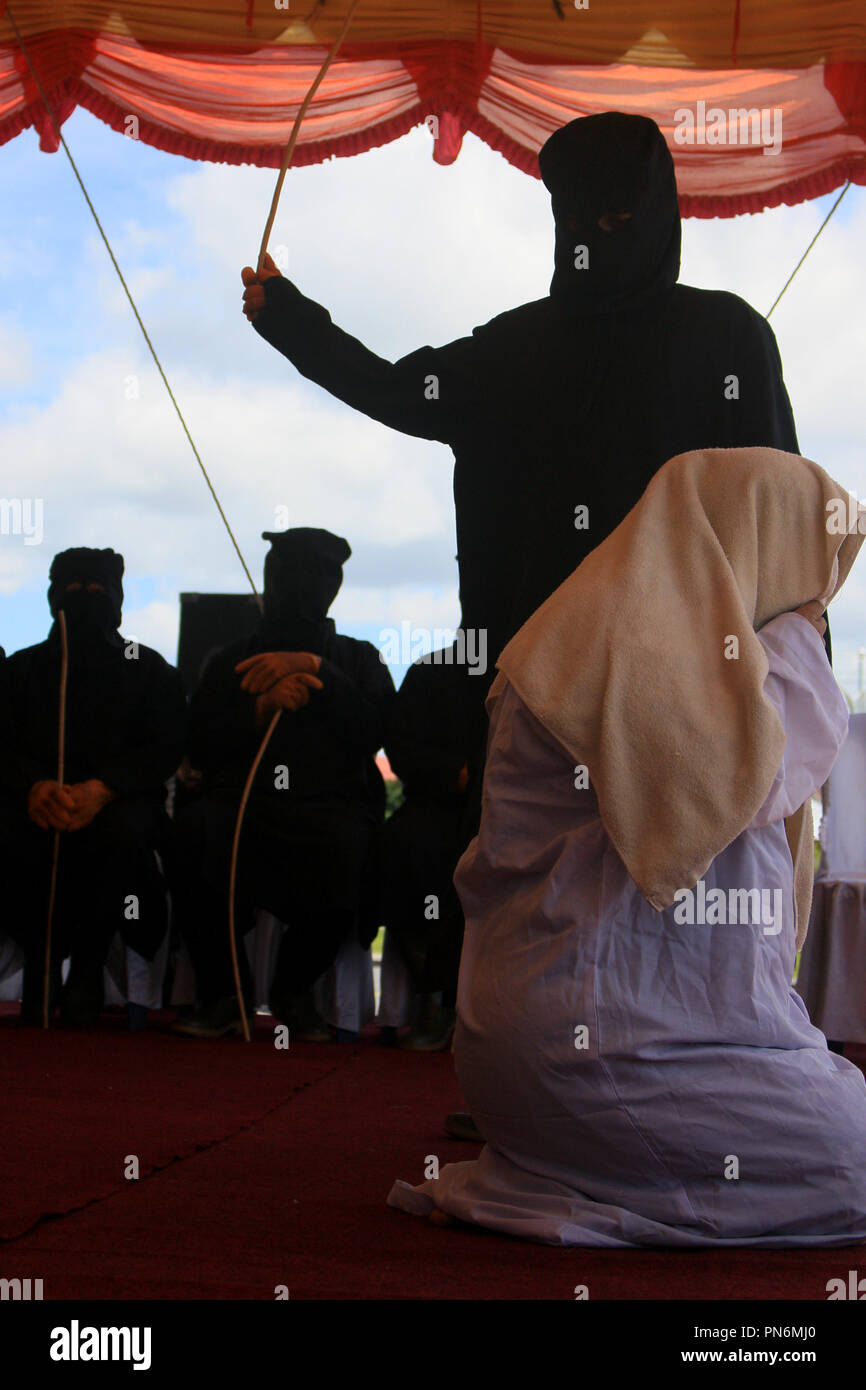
<box><xmin>259</xmin><ymin>527</ymin><xmax>351</xmax><ymax>651</ymax></box>
<box><xmin>48</xmin><ymin>547</ymin><xmax>124</xmax><ymax>659</ymax></box>
<box><xmin>539</xmin><ymin>112</ymin><xmax>681</xmax><ymax>313</ymax></box>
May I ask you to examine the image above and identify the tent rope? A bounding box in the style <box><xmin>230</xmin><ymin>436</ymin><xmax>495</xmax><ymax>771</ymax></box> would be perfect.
<box><xmin>766</xmin><ymin>181</ymin><xmax>851</xmax><ymax>319</ymax></box>
<box><xmin>4</xmin><ymin>1</ymin><xmax>260</xmax><ymax>600</ymax></box>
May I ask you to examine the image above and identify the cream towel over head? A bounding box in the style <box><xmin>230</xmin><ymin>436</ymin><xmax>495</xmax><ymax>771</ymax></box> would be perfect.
<box><xmin>495</xmin><ymin>448</ymin><xmax>866</xmax><ymax>949</ymax></box>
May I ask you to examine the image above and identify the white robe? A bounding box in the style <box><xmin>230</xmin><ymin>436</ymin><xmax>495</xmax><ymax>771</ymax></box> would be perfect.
<box><xmin>388</xmin><ymin>615</ymin><xmax>866</xmax><ymax>1246</ymax></box>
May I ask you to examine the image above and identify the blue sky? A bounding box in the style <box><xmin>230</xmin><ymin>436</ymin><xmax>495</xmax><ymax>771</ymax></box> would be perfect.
<box><xmin>1</xmin><ymin>110</ymin><xmax>864</xmax><ymax>698</ymax></box>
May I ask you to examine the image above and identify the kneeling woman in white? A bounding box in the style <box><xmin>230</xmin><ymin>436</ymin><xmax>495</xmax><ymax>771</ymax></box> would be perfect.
<box><xmin>389</xmin><ymin>448</ymin><xmax>866</xmax><ymax>1247</ymax></box>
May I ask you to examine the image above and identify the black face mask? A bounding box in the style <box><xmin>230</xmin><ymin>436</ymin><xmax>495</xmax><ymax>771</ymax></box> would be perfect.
<box><xmin>256</xmin><ymin>528</ymin><xmax>350</xmax><ymax>651</ymax></box>
<box><xmin>259</xmin><ymin>555</ymin><xmax>342</xmax><ymax>651</ymax></box>
<box><xmin>54</xmin><ymin>589</ymin><xmax>121</xmax><ymax>659</ymax></box>
<box><xmin>541</xmin><ymin>112</ymin><xmax>681</xmax><ymax>314</ymax></box>
<box><xmin>47</xmin><ymin>548</ymin><xmax>124</xmax><ymax>662</ymax></box>
<box><xmin>263</xmin><ymin>563</ymin><xmax>325</xmax><ymax>629</ymax></box>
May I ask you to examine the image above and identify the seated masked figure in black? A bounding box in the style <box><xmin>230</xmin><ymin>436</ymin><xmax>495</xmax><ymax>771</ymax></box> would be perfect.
<box><xmin>381</xmin><ymin>647</ymin><xmax>474</xmax><ymax>1050</ymax></box>
<box><xmin>0</xmin><ymin>548</ymin><xmax>187</xmax><ymax>1025</ymax></box>
<box><xmin>171</xmin><ymin>527</ymin><xmax>395</xmax><ymax>1039</ymax></box>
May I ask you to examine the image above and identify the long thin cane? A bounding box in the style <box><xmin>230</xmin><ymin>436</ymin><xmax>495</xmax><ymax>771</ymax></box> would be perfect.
<box><xmin>229</xmin><ymin>2</ymin><xmax>361</xmax><ymax>1036</ymax></box>
<box><xmin>229</xmin><ymin>1</ymin><xmax>360</xmax><ymax>1037</ymax></box>
<box><xmin>228</xmin><ymin>708</ymin><xmax>283</xmax><ymax>1041</ymax></box>
<box><xmin>256</xmin><ymin>0</ymin><xmax>362</xmax><ymax>272</ymax></box>
<box><xmin>42</xmin><ymin>608</ymin><xmax>68</xmax><ymax>1028</ymax></box>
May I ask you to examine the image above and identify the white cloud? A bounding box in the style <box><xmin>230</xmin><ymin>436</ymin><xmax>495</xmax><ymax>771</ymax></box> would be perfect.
<box><xmin>334</xmin><ymin>583</ymin><xmax>460</xmax><ymax>632</ymax></box>
<box><xmin>122</xmin><ymin>599</ymin><xmax>180</xmax><ymax>657</ymax></box>
<box><xmin>100</xmin><ymin>264</ymin><xmax>178</xmax><ymax>318</ymax></box>
<box><xmin>0</xmin><ymin>345</ymin><xmax>455</xmax><ymax>607</ymax></box>
<box><xmin>0</xmin><ymin>318</ymin><xmax>33</xmax><ymax>387</ymax></box>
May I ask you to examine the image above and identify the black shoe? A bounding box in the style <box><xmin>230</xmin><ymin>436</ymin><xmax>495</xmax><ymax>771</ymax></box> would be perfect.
<box><xmin>171</xmin><ymin>996</ymin><xmax>250</xmax><ymax>1038</ymax></box>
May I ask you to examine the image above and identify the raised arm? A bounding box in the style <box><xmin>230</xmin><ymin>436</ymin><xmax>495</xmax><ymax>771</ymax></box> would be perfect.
<box><xmin>242</xmin><ymin>258</ymin><xmax>480</xmax><ymax>445</ymax></box>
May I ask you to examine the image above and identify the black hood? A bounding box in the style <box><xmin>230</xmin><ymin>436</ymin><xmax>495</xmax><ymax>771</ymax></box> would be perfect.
<box><xmin>539</xmin><ymin>112</ymin><xmax>681</xmax><ymax>313</ymax></box>
<box><xmin>48</xmin><ymin>547</ymin><xmax>124</xmax><ymax>658</ymax></box>
<box><xmin>258</xmin><ymin>527</ymin><xmax>351</xmax><ymax>650</ymax></box>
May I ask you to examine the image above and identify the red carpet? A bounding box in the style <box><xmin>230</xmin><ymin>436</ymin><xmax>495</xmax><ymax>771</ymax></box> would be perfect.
<box><xmin>2</xmin><ymin>1009</ymin><xmax>865</xmax><ymax>1300</ymax></box>
<box><xmin>0</xmin><ymin>1007</ymin><xmax>349</xmax><ymax>1241</ymax></box>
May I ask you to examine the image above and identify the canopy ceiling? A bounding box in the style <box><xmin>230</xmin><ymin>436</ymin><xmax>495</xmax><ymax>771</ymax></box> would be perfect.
<box><xmin>1</xmin><ymin>2</ymin><xmax>865</xmax><ymax>215</ymax></box>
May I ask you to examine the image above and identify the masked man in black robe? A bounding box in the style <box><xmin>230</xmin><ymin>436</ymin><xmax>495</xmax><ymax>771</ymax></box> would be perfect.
<box><xmin>243</xmin><ymin>110</ymin><xmax>799</xmax><ymax>670</ymax></box>
<box><xmin>0</xmin><ymin>548</ymin><xmax>187</xmax><ymax>1025</ymax></box>
<box><xmin>171</xmin><ymin>527</ymin><xmax>395</xmax><ymax>1038</ymax></box>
